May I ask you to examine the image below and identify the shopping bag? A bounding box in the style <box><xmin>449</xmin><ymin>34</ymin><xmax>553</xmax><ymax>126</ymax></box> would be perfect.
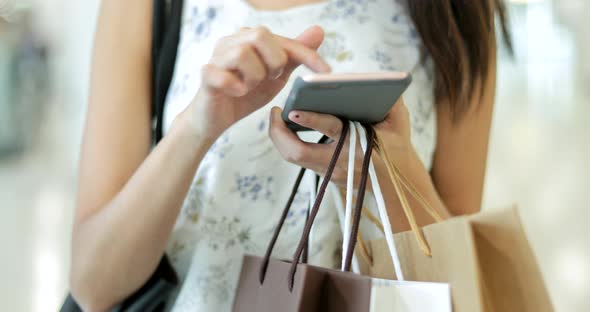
<box><xmin>233</xmin><ymin>122</ymin><xmax>451</xmax><ymax>312</ymax></box>
<box><xmin>349</xmin><ymin>123</ymin><xmax>450</xmax><ymax>312</ymax></box>
<box><xmin>355</xmin><ymin>127</ymin><xmax>554</xmax><ymax>312</ymax></box>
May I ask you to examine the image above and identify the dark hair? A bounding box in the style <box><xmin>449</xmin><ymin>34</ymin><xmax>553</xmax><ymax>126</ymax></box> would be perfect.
<box><xmin>407</xmin><ymin>0</ymin><xmax>512</xmax><ymax>120</ymax></box>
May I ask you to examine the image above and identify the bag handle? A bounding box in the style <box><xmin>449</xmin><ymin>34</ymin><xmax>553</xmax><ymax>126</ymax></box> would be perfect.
<box><xmin>353</xmin><ymin>123</ymin><xmax>406</xmax><ymax>280</ymax></box>
<box><xmin>259</xmin><ymin>121</ymin><xmax>349</xmax><ymax>286</ymax></box>
<box><xmin>350</xmin><ymin>122</ymin><xmax>448</xmax><ymax>281</ymax></box>
<box><xmin>340</xmin><ymin>125</ymin><xmax>375</xmax><ymax>273</ymax></box>
<box><xmin>333</xmin><ymin>121</ymin><xmax>377</xmax><ymax>273</ymax></box>
<box><xmin>351</xmin><ymin>127</ymin><xmax>447</xmax><ymax>268</ymax></box>
<box><xmin>336</xmin><ymin>185</ymin><xmax>386</xmax><ymax>266</ymax></box>
<box><xmin>287</xmin><ymin>120</ymin><xmax>362</xmax><ymax>290</ymax></box>
<box><xmin>372</xmin><ymin>131</ymin><xmax>444</xmax><ymax>256</ymax></box>
<box><xmin>375</xmin><ymin>133</ymin><xmax>443</xmax><ymax>224</ymax></box>
<box><xmin>340</xmin><ymin>121</ymin><xmax>358</xmax><ymax>271</ymax></box>
<box><xmin>359</xmin><ymin>136</ymin><xmax>444</xmax><ymax>235</ymax></box>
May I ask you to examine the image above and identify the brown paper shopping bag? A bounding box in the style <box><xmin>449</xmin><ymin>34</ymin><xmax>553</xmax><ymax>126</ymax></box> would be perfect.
<box><xmin>354</xmin><ymin>130</ymin><xmax>554</xmax><ymax>312</ymax></box>
<box><xmin>233</xmin><ymin>122</ymin><xmax>451</xmax><ymax>312</ymax></box>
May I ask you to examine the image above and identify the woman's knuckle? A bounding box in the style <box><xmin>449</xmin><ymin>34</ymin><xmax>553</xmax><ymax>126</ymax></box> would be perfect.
<box><xmin>268</xmin><ymin>126</ymin><xmax>283</xmax><ymax>145</ymax></box>
<box><xmin>283</xmin><ymin>151</ymin><xmax>295</xmax><ymax>163</ymax></box>
<box><xmin>254</xmin><ymin>69</ymin><xmax>266</xmax><ymax>81</ymax></box>
<box><xmin>201</xmin><ymin>64</ymin><xmax>212</xmax><ymax>74</ymax></box>
<box><xmin>327</xmin><ymin>123</ymin><xmax>342</xmax><ymax>138</ymax></box>
<box><xmin>215</xmin><ymin>36</ymin><xmax>230</xmax><ymax>49</ymax></box>
<box><xmin>236</xmin><ymin>45</ymin><xmax>251</xmax><ymax>60</ymax></box>
<box><xmin>278</xmin><ymin>51</ymin><xmax>288</xmax><ymax>66</ymax></box>
<box><xmin>271</xmin><ymin>51</ymin><xmax>288</xmax><ymax>70</ymax></box>
<box><xmin>219</xmin><ymin>75</ymin><xmax>233</xmax><ymax>88</ymax></box>
<box><xmin>253</xmin><ymin>26</ymin><xmax>270</xmax><ymax>40</ymax></box>
<box><xmin>286</xmin><ymin>144</ymin><xmax>307</xmax><ymax>163</ymax></box>
<box><xmin>200</xmin><ymin>64</ymin><xmax>217</xmax><ymax>79</ymax></box>
<box><xmin>309</xmin><ymin>52</ymin><xmax>321</xmax><ymax>63</ymax></box>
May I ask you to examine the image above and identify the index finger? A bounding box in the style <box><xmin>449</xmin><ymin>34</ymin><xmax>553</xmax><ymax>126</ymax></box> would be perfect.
<box><xmin>275</xmin><ymin>36</ymin><xmax>331</xmax><ymax>74</ymax></box>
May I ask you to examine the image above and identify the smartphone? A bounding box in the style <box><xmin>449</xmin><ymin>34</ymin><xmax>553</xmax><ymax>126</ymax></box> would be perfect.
<box><xmin>282</xmin><ymin>72</ymin><xmax>412</xmax><ymax>131</ymax></box>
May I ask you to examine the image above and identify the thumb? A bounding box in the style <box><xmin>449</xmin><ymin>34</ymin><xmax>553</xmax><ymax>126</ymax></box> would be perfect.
<box><xmin>375</xmin><ymin>98</ymin><xmax>411</xmax><ymax>136</ymax></box>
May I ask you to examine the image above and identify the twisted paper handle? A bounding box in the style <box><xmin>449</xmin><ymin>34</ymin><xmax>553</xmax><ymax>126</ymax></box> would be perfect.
<box><xmin>355</xmin><ymin>130</ymin><xmax>445</xmax><ymax>260</ymax></box>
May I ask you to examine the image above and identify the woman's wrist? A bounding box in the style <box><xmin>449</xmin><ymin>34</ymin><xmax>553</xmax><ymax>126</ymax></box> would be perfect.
<box><xmin>170</xmin><ymin>107</ymin><xmax>218</xmax><ymax>152</ymax></box>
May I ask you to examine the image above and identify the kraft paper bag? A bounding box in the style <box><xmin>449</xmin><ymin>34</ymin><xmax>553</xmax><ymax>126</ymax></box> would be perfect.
<box><xmin>355</xmin><ymin>134</ymin><xmax>554</xmax><ymax>312</ymax></box>
<box><xmin>358</xmin><ymin>207</ymin><xmax>553</xmax><ymax>312</ymax></box>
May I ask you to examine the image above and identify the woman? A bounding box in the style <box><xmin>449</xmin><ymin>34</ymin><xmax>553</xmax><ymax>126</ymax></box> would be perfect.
<box><xmin>70</xmin><ymin>0</ymin><xmax>510</xmax><ymax>310</ymax></box>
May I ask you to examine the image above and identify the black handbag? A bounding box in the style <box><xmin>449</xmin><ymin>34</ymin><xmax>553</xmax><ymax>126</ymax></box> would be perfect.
<box><xmin>60</xmin><ymin>0</ymin><xmax>183</xmax><ymax>310</ymax></box>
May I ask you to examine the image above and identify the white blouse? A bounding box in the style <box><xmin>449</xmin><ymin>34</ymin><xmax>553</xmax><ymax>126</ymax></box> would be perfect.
<box><xmin>162</xmin><ymin>0</ymin><xmax>437</xmax><ymax>310</ymax></box>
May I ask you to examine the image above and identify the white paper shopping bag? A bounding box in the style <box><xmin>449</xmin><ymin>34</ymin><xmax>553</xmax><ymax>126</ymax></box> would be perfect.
<box><xmin>370</xmin><ymin>279</ymin><xmax>451</xmax><ymax>312</ymax></box>
<box><xmin>338</xmin><ymin>122</ymin><xmax>452</xmax><ymax>312</ymax></box>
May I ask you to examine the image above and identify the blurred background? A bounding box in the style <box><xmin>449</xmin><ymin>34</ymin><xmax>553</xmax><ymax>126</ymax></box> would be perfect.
<box><xmin>0</xmin><ymin>0</ymin><xmax>588</xmax><ymax>311</ymax></box>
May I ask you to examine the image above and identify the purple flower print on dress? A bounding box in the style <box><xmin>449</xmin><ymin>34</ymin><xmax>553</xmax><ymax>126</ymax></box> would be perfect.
<box><xmin>208</xmin><ymin>133</ymin><xmax>233</xmax><ymax>159</ymax></box>
<box><xmin>320</xmin><ymin>0</ymin><xmax>377</xmax><ymax>23</ymax></box>
<box><xmin>189</xmin><ymin>6</ymin><xmax>218</xmax><ymax>41</ymax></box>
<box><xmin>233</xmin><ymin>174</ymin><xmax>274</xmax><ymax>202</ymax></box>
<box><xmin>371</xmin><ymin>48</ymin><xmax>399</xmax><ymax>71</ymax></box>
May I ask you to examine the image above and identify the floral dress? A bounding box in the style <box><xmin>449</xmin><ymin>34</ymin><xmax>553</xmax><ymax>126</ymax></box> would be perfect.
<box><xmin>162</xmin><ymin>0</ymin><xmax>437</xmax><ymax>310</ymax></box>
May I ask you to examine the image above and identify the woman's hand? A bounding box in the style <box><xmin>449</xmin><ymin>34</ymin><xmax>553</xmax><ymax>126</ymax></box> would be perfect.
<box><xmin>181</xmin><ymin>25</ymin><xmax>331</xmax><ymax>143</ymax></box>
<box><xmin>268</xmin><ymin>98</ymin><xmax>413</xmax><ymax>188</ymax></box>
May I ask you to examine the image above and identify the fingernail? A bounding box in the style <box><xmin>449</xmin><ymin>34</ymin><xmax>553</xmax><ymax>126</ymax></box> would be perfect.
<box><xmin>318</xmin><ymin>61</ymin><xmax>332</xmax><ymax>73</ymax></box>
<box><xmin>288</xmin><ymin>111</ymin><xmax>302</xmax><ymax>122</ymax></box>
<box><xmin>271</xmin><ymin>106</ymin><xmax>282</xmax><ymax>118</ymax></box>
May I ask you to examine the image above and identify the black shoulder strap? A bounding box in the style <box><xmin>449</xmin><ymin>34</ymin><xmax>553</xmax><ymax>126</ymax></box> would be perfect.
<box><xmin>151</xmin><ymin>0</ymin><xmax>184</xmax><ymax>143</ymax></box>
<box><xmin>113</xmin><ymin>1</ymin><xmax>184</xmax><ymax>309</ymax></box>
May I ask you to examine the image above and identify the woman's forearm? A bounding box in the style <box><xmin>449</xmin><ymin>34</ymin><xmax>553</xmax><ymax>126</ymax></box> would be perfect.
<box><xmin>376</xmin><ymin>146</ymin><xmax>451</xmax><ymax>233</ymax></box>
<box><xmin>70</xmin><ymin>111</ymin><xmax>212</xmax><ymax>311</ymax></box>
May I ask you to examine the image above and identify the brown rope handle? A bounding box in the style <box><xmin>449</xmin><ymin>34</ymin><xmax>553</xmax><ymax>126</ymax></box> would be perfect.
<box><xmin>284</xmin><ymin>121</ymin><xmax>350</xmax><ymax>290</ymax></box>
<box><xmin>341</xmin><ymin>125</ymin><xmax>375</xmax><ymax>272</ymax></box>
<box><xmin>287</xmin><ymin>125</ymin><xmax>375</xmax><ymax>290</ymax></box>
<box><xmin>286</xmin><ymin>120</ymin><xmax>349</xmax><ymax>291</ymax></box>
<box><xmin>258</xmin><ymin>135</ymin><xmax>333</xmax><ymax>285</ymax></box>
